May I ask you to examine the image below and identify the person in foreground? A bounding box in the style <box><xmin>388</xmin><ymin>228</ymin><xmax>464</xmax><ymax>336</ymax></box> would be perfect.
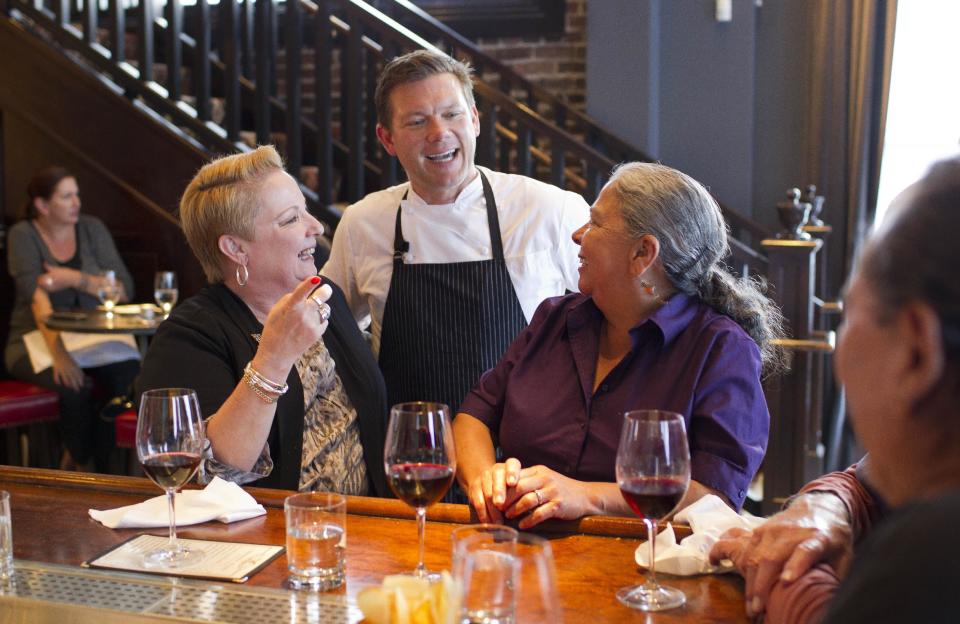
<box><xmin>5</xmin><ymin>166</ymin><xmax>137</xmax><ymax>471</ymax></box>
<box><xmin>711</xmin><ymin>156</ymin><xmax>960</xmax><ymax>623</ymax></box>
<box><xmin>322</xmin><ymin>50</ymin><xmax>588</xmax><ymax>416</ymax></box>
<box><xmin>454</xmin><ymin>161</ymin><xmax>787</xmax><ymax>527</ymax></box>
<box><xmin>135</xmin><ymin>146</ymin><xmax>389</xmax><ymax>496</ymax></box>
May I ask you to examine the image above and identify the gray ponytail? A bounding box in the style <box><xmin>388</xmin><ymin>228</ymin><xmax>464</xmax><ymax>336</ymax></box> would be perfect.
<box><xmin>607</xmin><ymin>162</ymin><xmax>788</xmax><ymax>376</ymax></box>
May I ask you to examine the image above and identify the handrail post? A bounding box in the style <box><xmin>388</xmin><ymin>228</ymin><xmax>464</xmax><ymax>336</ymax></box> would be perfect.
<box><xmin>315</xmin><ymin>0</ymin><xmax>334</xmax><ymax>206</ymax></box>
<box><xmin>761</xmin><ymin>237</ymin><xmax>825</xmax><ymax>514</ymax></box>
<box><xmin>344</xmin><ymin>9</ymin><xmax>364</xmax><ymax>202</ymax></box>
<box><xmin>285</xmin><ymin>0</ymin><xmax>303</xmax><ymax>178</ymax></box>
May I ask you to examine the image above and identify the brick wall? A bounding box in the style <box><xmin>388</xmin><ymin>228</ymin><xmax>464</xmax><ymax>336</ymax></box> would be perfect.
<box><xmin>473</xmin><ymin>0</ymin><xmax>587</xmax><ymax>111</ymax></box>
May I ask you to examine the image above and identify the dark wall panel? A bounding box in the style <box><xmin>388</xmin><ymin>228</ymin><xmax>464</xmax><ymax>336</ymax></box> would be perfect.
<box><xmin>0</xmin><ymin>17</ymin><xmax>209</xmax><ymax>302</ymax></box>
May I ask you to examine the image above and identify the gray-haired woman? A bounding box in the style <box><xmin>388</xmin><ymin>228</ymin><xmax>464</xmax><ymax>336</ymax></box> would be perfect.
<box><xmin>454</xmin><ymin>161</ymin><xmax>786</xmax><ymax>528</ymax></box>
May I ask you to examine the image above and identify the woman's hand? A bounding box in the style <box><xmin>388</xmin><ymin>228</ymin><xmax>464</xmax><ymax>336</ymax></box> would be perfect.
<box><xmin>51</xmin><ymin>349</ymin><xmax>85</xmax><ymax>391</ymax></box>
<box><xmin>467</xmin><ymin>458</ymin><xmax>523</xmax><ymax>524</ymax></box>
<box><xmin>502</xmin><ymin>464</ymin><xmax>602</xmax><ymax>529</ymax></box>
<box><xmin>468</xmin><ymin>459</ymin><xmax>603</xmax><ymax>529</ymax></box>
<box><xmin>37</xmin><ymin>263</ymin><xmax>81</xmax><ymax>293</ymax></box>
<box><xmin>250</xmin><ymin>276</ymin><xmax>331</xmax><ymax>381</ymax></box>
<box><xmin>708</xmin><ymin>492</ymin><xmax>854</xmax><ymax>618</ymax></box>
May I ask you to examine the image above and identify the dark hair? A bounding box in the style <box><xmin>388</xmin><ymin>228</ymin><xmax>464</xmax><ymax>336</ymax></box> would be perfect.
<box><xmin>606</xmin><ymin>162</ymin><xmax>789</xmax><ymax>376</ymax></box>
<box><xmin>374</xmin><ymin>49</ymin><xmax>475</xmax><ymax>130</ymax></box>
<box><xmin>862</xmin><ymin>156</ymin><xmax>960</xmax><ymax>373</ymax></box>
<box><xmin>24</xmin><ymin>166</ymin><xmax>74</xmax><ymax>220</ymax></box>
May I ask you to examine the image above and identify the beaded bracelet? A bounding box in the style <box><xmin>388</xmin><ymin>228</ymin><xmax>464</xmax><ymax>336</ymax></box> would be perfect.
<box><xmin>243</xmin><ymin>361</ymin><xmax>288</xmax><ymax>404</ymax></box>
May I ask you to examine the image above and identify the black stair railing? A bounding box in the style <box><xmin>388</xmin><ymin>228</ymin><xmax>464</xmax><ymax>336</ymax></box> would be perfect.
<box><xmin>4</xmin><ymin>0</ymin><xmax>769</xmax><ymax>255</ymax></box>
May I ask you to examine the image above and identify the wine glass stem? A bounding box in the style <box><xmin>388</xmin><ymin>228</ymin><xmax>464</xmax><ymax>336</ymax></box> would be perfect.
<box><xmin>166</xmin><ymin>489</ymin><xmax>178</xmax><ymax>550</ymax></box>
<box><xmin>415</xmin><ymin>506</ymin><xmax>427</xmax><ymax>578</ymax></box>
<box><xmin>644</xmin><ymin>517</ymin><xmax>660</xmax><ymax>591</ymax></box>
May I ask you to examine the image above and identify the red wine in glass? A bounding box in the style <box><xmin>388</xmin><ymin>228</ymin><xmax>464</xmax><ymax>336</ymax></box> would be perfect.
<box><xmin>619</xmin><ymin>476</ymin><xmax>687</xmax><ymax>520</ymax></box>
<box><xmin>384</xmin><ymin>402</ymin><xmax>457</xmax><ymax>579</ymax></box>
<box><xmin>137</xmin><ymin>388</ymin><xmax>206</xmax><ymax>569</ymax></box>
<box><xmin>142</xmin><ymin>452</ymin><xmax>202</xmax><ymax>491</ymax></box>
<box><xmin>387</xmin><ymin>463</ymin><xmax>455</xmax><ymax>508</ymax></box>
<box><xmin>615</xmin><ymin>410</ymin><xmax>690</xmax><ymax>612</ymax></box>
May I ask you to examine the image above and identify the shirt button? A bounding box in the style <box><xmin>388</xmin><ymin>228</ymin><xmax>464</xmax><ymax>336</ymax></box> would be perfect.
<box><xmin>580</xmin><ymin>423</ymin><xmax>586</xmax><ymax>430</ymax></box>
<box><xmin>600</xmin><ymin>384</ymin><xmax>609</xmax><ymax>393</ymax></box>
<box><xmin>480</xmin><ymin>246</ymin><xmax>490</xmax><ymax>255</ymax></box>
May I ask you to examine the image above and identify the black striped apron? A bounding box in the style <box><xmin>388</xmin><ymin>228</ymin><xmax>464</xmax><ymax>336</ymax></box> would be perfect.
<box><xmin>377</xmin><ymin>171</ymin><xmax>528</xmax><ymax>416</ymax></box>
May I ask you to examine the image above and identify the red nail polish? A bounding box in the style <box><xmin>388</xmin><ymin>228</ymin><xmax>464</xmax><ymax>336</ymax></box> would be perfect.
<box><xmin>310</xmin><ymin>276</ymin><xmax>321</xmax><ymax>284</ymax></box>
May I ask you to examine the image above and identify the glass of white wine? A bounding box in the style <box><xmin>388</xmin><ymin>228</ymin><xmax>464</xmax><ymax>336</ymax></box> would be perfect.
<box><xmin>154</xmin><ymin>271</ymin><xmax>179</xmax><ymax>317</ymax></box>
<box><xmin>97</xmin><ymin>270</ymin><xmax>121</xmax><ymax>317</ymax></box>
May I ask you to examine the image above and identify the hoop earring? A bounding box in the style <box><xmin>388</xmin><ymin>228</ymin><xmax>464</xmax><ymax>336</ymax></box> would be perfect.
<box><xmin>236</xmin><ymin>263</ymin><xmax>249</xmax><ymax>287</ymax></box>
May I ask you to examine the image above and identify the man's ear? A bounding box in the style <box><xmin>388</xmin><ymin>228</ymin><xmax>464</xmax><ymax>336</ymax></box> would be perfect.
<box><xmin>376</xmin><ymin>123</ymin><xmax>397</xmax><ymax>156</ymax></box>
<box><xmin>471</xmin><ymin>104</ymin><xmax>480</xmax><ymax>137</ymax></box>
<box><xmin>630</xmin><ymin>234</ymin><xmax>660</xmax><ymax>277</ymax></box>
<box><xmin>217</xmin><ymin>234</ymin><xmax>246</xmax><ymax>265</ymax></box>
<box><xmin>899</xmin><ymin>301</ymin><xmax>946</xmax><ymax>411</ymax></box>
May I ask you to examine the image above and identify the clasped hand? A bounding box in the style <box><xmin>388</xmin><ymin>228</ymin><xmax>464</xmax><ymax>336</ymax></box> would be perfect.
<box><xmin>468</xmin><ymin>459</ymin><xmax>595</xmax><ymax>529</ymax></box>
<box><xmin>708</xmin><ymin>492</ymin><xmax>853</xmax><ymax>618</ymax></box>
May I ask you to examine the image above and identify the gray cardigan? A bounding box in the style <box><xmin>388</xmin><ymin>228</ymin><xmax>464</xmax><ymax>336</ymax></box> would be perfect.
<box><xmin>4</xmin><ymin>215</ymin><xmax>134</xmax><ymax>369</ymax></box>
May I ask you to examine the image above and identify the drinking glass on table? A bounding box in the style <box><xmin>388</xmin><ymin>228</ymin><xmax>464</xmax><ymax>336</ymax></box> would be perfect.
<box><xmin>514</xmin><ymin>533</ymin><xmax>562</xmax><ymax>623</ymax></box>
<box><xmin>451</xmin><ymin>524</ymin><xmax>519</xmax><ymax>624</ymax></box>
<box><xmin>154</xmin><ymin>271</ymin><xmax>178</xmax><ymax>317</ymax></box>
<box><xmin>97</xmin><ymin>270</ymin><xmax>121</xmax><ymax>317</ymax></box>
<box><xmin>284</xmin><ymin>492</ymin><xmax>347</xmax><ymax>590</ymax></box>
<box><xmin>384</xmin><ymin>401</ymin><xmax>456</xmax><ymax>580</ymax></box>
<box><xmin>136</xmin><ymin>388</ymin><xmax>205</xmax><ymax>569</ymax></box>
<box><xmin>615</xmin><ymin>410</ymin><xmax>691</xmax><ymax>611</ymax></box>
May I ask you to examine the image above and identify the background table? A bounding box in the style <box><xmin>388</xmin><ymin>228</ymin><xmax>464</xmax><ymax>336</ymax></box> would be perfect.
<box><xmin>0</xmin><ymin>467</ymin><xmax>748</xmax><ymax>622</ymax></box>
<box><xmin>44</xmin><ymin>309</ymin><xmax>162</xmax><ymax>356</ymax></box>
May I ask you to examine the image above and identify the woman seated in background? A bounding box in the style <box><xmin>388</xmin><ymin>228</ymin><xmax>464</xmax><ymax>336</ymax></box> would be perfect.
<box><xmin>454</xmin><ymin>161</ymin><xmax>787</xmax><ymax>528</ymax></box>
<box><xmin>5</xmin><ymin>166</ymin><xmax>138</xmax><ymax>471</ymax></box>
<box><xmin>135</xmin><ymin>146</ymin><xmax>389</xmax><ymax>496</ymax></box>
<box><xmin>710</xmin><ymin>156</ymin><xmax>960</xmax><ymax>623</ymax></box>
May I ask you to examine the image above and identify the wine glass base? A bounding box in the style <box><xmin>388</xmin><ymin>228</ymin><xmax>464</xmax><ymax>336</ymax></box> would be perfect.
<box><xmin>616</xmin><ymin>583</ymin><xmax>686</xmax><ymax>612</ymax></box>
<box><xmin>143</xmin><ymin>544</ymin><xmax>204</xmax><ymax>569</ymax></box>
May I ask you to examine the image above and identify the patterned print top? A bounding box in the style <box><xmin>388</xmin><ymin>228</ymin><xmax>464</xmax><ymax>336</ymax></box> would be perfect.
<box><xmin>199</xmin><ymin>337</ymin><xmax>368</xmax><ymax>495</ymax></box>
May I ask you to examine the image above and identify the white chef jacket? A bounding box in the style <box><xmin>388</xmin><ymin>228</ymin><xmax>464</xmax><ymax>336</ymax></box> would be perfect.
<box><xmin>321</xmin><ymin>167</ymin><xmax>590</xmax><ymax>356</ymax></box>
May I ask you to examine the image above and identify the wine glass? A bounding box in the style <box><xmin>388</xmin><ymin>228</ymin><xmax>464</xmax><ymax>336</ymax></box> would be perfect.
<box><xmin>154</xmin><ymin>271</ymin><xmax>178</xmax><ymax>317</ymax></box>
<box><xmin>97</xmin><ymin>270</ymin><xmax>121</xmax><ymax>317</ymax></box>
<box><xmin>615</xmin><ymin>410</ymin><xmax>691</xmax><ymax>611</ymax></box>
<box><xmin>136</xmin><ymin>388</ymin><xmax>206</xmax><ymax>569</ymax></box>
<box><xmin>384</xmin><ymin>402</ymin><xmax>456</xmax><ymax>579</ymax></box>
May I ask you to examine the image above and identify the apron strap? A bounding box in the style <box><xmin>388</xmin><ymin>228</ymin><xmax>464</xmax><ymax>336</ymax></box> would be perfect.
<box><xmin>391</xmin><ymin>171</ymin><xmax>505</xmax><ymax>263</ymax></box>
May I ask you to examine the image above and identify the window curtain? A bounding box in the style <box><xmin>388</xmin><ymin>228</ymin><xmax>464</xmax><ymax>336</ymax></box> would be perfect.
<box><xmin>804</xmin><ymin>0</ymin><xmax>897</xmax><ymax>296</ymax></box>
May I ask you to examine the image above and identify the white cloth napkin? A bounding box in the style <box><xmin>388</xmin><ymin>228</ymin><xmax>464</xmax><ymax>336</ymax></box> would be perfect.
<box><xmin>89</xmin><ymin>477</ymin><xmax>266</xmax><ymax>529</ymax></box>
<box><xmin>634</xmin><ymin>494</ymin><xmax>766</xmax><ymax>576</ymax></box>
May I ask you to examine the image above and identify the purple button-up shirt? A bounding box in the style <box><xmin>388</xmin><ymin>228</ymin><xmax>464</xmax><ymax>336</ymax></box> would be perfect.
<box><xmin>459</xmin><ymin>292</ymin><xmax>768</xmax><ymax>509</ymax></box>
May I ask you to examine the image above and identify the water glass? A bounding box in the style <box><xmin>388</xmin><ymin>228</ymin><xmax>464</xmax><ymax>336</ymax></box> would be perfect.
<box><xmin>0</xmin><ymin>491</ymin><xmax>12</xmax><ymax>581</ymax></box>
<box><xmin>514</xmin><ymin>533</ymin><xmax>562</xmax><ymax>623</ymax></box>
<box><xmin>452</xmin><ymin>524</ymin><xmax>519</xmax><ymax>624</ymax></box>
<box><xmin>285</xmin><ymin>492</ymin><xmax>347</xmax><ymax>590</ymax></box>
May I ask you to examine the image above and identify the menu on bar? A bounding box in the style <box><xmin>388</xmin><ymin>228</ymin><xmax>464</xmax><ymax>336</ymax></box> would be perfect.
<box><xmin>84</xmin><ymin>534</ymin><xmax>284</xmax><ymax>583</ymax></box>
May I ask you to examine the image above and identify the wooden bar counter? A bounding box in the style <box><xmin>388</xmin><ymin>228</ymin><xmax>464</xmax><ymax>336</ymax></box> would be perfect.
<box><xmin>0</xmin><ymin>466</ymin><xmax>747</xmax><ymax>622</ymax></box>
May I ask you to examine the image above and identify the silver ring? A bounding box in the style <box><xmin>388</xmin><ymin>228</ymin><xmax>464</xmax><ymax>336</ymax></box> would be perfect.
<box><xmin>535</xmin><ymin>489</ymin><xmax>543</xmax><ymax>506</ymax></box>
<box><xmin>312</xmin><ymin>298</ymin><xmax>331</xmax><ymax>323</ymax></box>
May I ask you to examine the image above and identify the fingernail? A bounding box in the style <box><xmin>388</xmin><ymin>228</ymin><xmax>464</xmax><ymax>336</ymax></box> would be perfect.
<box><xmin>751</xmin><ymin>597</ymin><xmax>762</xmax><ymax>614</ymax></box>
<box><xmin>781</xmin><ymin>570</ymin><xmax>795</xmax><ymax>582</ymax></box>
<box><xmin>310</xmin><ymin>276</ymin><xmax>321</xmax><ymax>284</ymax></box>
